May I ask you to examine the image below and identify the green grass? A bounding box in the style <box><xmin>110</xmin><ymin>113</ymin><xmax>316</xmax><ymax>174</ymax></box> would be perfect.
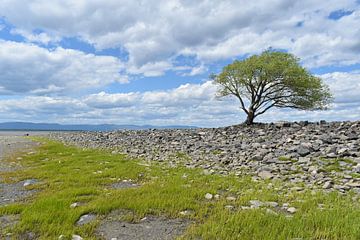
<box><xmin>320</xmin><ymin>158</ymin><xmax>356</xmax><ymax>173</ymax></box>
<box><xmin>1</xmin><ymin>138</ymin><xmax>360</xmax><ymax>239</ymax></box>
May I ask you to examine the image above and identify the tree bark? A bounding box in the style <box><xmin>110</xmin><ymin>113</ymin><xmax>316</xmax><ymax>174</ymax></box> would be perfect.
<box><xmin>245</xmin><ymin>110</ymin><xmax>255</xmax><ymax>125</ymax></box>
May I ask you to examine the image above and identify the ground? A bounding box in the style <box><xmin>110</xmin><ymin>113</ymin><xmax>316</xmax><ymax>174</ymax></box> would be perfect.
<box><xmin>0</xmin><ymin>133</ymin><xmax>360</xmax><ymax>239</ymax></box>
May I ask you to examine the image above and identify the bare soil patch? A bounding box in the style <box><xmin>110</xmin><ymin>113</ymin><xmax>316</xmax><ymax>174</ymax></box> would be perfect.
<box><xmin>96</xmin><ymin>209</ymin><xmax>191</xmax><ymax>240</ymax></box>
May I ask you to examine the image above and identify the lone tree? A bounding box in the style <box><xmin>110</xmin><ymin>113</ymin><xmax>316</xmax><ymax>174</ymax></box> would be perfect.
<box><xmin>212</xmin><ymin>50</ymin><xmax>333</xmax><ymax>125</ymax></box>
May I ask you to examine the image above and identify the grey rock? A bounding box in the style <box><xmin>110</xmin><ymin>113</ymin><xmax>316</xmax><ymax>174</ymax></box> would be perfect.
<box><xmin>76</xmin><ymin>214</ymin><xmax>96</xmax><ymax>226</ymax></box>
<box><xmin>258</xmin><ymin>170</ymin><xmax>273</xmax><ymax>180</ymax></box>
<box><xmin>287</xmin><ymin>207</ymin><xmax>297</xmax><ymax>214</ymax></box>
<box><xmin>249</xmin><ymin>200</ymin><xmax>264</xmax><ymax>208</ymax></box>
<box><xmin>23</xmin><ymin>179</ymin><xmax>38</xmax><ymax>187</ymax></box>
<box><xmin>205</xmin><ymin>193</ymin><xmax>213</xmax><ymax>200</ymax></box>
<box><xmin>296</xmin><ymin>146</ymin><xmax>311</xmax><ymax>157</ymax></box>
<box><xmin>322</xmin><ymin>181</ymin><xmax>333</xmax><ymax>189</ymax></box>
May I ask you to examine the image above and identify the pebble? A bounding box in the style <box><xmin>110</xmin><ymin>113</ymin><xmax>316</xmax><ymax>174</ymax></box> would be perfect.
<box><xmin>23</xmin><ymin>179</ymin><xmax>37</xmax><ymax>187</ymax></box>
<box><xmin>249</xmin><ymin>200</ymin><xmax>264</xmax><ymax>208</ymax></box>
<box><xmin>226</xmin><ymin>196</ymin><xmax>236</xmax><ymax>201</ymax></box>
<box><xmin>76</xmin><ymin>214</ymin><xmax>96</xmax><ymax>226</ymax></box>
<box><xmin>72</xmin><ymin>235</ymin><xmax>83</xmax><ymax>240</ymax></box>
<box><xmin>205</xmin><ymin>193</ymin><xmax>213</xmax><ymax>200</ymax></box>
<box><xmin>258</xmin><ymin>171</ymin><xmax>273</xmax><ymax>180</ymax></box>
<box><xmin>287</xmin><ymin>207</ymin><xmax>297</xmax><ymax>214</ymax></box>
<box><xmin>322</xmin><ymin>181</ymin><xmax>333</xmax><ymax>189</ymax></box>
<box><xmin>70</xmin><ymin>202</ymin><xmax>81</xmax><ymax>208</ymax></box>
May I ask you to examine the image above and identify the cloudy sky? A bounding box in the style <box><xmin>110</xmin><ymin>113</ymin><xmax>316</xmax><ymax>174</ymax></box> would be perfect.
<box><xmin>0</xmin><ymin>0</ymin><xmax>359</xmax><ymax>127</ymax></box>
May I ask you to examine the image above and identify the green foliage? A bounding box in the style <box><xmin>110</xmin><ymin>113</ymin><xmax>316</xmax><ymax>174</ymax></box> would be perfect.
<box><xmin>212</xmin><ymin>50</ymin><xmax>333</xmax><ymax>124</ymax></box>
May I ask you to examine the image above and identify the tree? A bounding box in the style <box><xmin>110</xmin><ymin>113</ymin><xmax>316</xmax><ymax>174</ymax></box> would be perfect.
<box><xmin>212</xmin><ymin>50</ymin><xmax>333</xmax><ymax>125</ymax></box>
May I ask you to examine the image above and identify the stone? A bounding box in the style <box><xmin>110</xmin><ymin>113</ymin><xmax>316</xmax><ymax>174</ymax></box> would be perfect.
<box><xmin>258</xmin><ymin>171</ymin><xmax>273</xmax><ymax>180</ymax></box>
<box><xmin>265</xmin><ymin>201</ymin><xmax>279</xmax><ymax>207</ymax></box>
<box><xmin>23</xmin><ymin>179</ymin><xmax>37</xmax><ymax>187</ymax></box>
<box><xmin>70</xmin><ymin>202</ymin><xmax>81</xmax><ymax>208</ymax></box>
<box><xmin>76</xmin><ymin>214</ymin><xmax>96</xmax><ymax>226</ymax></box>
<box><xmin>205</xmin><ymin>193</ymin><xmax>213</xmax><ymax>200</ymax></box>
<box><xmin>226</xmin><ymin>196</ymin><xmax>236</xmax><ymax>201</ymax></box>
<box><xmin>296</xmin><ymin>146</ymin><xmax>311</xmax><ymax>157</ymax></box>
<box><xmin>347</xmin><ymin>182</ymin><xmax>360</xmax><ymax>188</ymax></box>
<box><xmin>287</xmin><ymin>207</ymin><xmax>297</xmax><ymax>214</ymax></box>
<box><xmin>298</xmin><ymin>157</ymin><xmax>311</xmax><ymax>163</ymax></box>
<box><xmin>322</xmin><ymin>181</ymin><xmax>333</xmax><ymax>189</ymax></box>
<box><xmin>179</xmin><ymin>210</ymin><xmax>194</xmax><ymax>216</ymax></box>
<box><xmin>353</xmin><ymin>164</ymin><xmax>360</xmax><ymax>173</ymax></box>
<box><xmin>72</xmin><ymin>235</ymin><xmax>83</xmax><ymax>240</ymax></box>
<box><xmin>249</xmin><ymin>200</ymin><xmax>264</xmax><ymax>208</ymax></box>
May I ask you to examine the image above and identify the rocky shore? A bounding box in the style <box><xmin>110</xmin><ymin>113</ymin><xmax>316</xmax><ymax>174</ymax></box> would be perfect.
<box><xmin>50</xmin><ymin>121</ymin><xmax>360</xmax><ymax>193</ymax></box>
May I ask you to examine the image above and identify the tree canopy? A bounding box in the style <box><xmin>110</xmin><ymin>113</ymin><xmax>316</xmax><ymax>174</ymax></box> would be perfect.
<box><xmin>212</xmin><ymin>50</ymin><xmax>333</xmax><ymax>124</ymax></box>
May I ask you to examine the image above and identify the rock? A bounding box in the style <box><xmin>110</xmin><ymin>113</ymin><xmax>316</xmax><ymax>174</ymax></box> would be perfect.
<box><xmin>72</xmin><ymin>235</ymin><xmax>83</xmax><ymax>240</ymax></box>
<box><xmin>346</xmin><ymin>182</ymin><xmax>360</xmax><ymax>188</ymax></box>
<box><xmin>296</xmin><ymin>146</ymin><xmax>311</xmax><ymax>157</ymax></box>
<box><xmin>287</xmin><ymin>207</ymin><xmax>297</xmax><ymax>214</ymax></box>
<box><xmin>179</xmin><ymin>209</ymin><xmax>194</xmax><ymax>216</ymax></box>
<box><xmin>265</xmin><ymin>201</ymin><xmax>279</xmax><ymax>207</ymax></box>
<box><xmin>322</xmin><ymin>181</ymin><xmax>333</xmax><ymax>189</ymax></box>
<box><xmin>226</xmin><ymin>196</ymin><xmax>237</xmax><ymax>201</ymax></box>
<box><xmin>205</xmin><ymin>193</ymin><xmax>213</xmax><ymax>200</ymax></box>
<box><xmin>353</xmin><ymin>164</ymin><xmax>360</xmax><ymax>173</ymax></box>
<box><xmin>298</xmin><ymin>157</ymin><xmax>311</xmax><ymax>163</ymax></box>
<box><xmin>70</xmin><ymin>202</ymin><xmax>81</xmax><ymax>208</ymax></box>
<box><xmin>249</xmin><ymin>200</ymin><xmax>264</xmax><ymax>208</ymax></box>
<box><xmin>23</xmin><ymin>179</ymin><xmax>37</xmax><ymax>187</ymax></box>
<box><xmin>258</xmin><ymin>171</ymin><xmax>273</xmax><ymax>180</ymax></box>
<box><xmin>76</xmin><ymin>214</ymin><xmax>96</xmax><ymax>226</ymax></box>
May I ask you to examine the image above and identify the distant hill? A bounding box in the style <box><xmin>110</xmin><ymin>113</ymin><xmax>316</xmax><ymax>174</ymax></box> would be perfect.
<box><xmin>0</xmin><ymin>122</ymin><xmax>197</xmax><ymax>131</ymax></box>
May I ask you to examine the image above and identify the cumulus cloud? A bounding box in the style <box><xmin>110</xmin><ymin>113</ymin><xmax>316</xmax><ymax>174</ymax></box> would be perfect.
<box><xmin>321</xmin><ymin>71</ymin><xmax>360</xmax><ymax>103</ymax></box>
<box><xmin>0</xmin><ymin>40</ymin><xmax>127</xmax><ymax>94</ymax></box>
<box><xmin>0</xmin><ymin>1</ymin><xmax>359</xmax><ymax>126</ymax></box>
<box><xmin>84</xmin><ymin>91</ymin><xmax>140</xmax><ymax>109</ymax></box>
<box><xmin>0</xmin><ymin>0</ymin><xmax>359</xmax><ymax>71</ymax></box>
<box><xmin>1</xmin><ymin>75</ymin><xmax>359</xmax><ymax>127</ymax></box>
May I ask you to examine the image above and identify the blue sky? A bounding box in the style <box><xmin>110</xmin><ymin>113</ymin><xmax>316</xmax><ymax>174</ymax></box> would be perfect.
<box><xmin>0</xmin><ymin>0</ymin><xmax>359</xmax><ymax>127</ymax></box>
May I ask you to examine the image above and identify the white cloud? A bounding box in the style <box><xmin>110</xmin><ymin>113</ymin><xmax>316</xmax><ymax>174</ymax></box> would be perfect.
<box><xmin>0</xmin><ymin>0</ymin><xmax>359</xmax><ymax>70</ymax></box>
<box><xmin>127</xmin><ymin>61</ymin><xmax>173</xmax><ymax>77</ymax></box>
<box><xmin>84</xmin><ymin>91</ymin><xmax>140</xmax><ymax>108</ymax></box>
<box><xmin>10</xmin><ymin>29</ymin><xmax>60</xmax><ymax>45</ymax></box>
<box><xmin>0</xmin><ymin>40</ymin><xmax>127</xmax><ymax>94</ymax></box>
<box><xmin>1</xmin><ymin>74</ymin><xmax>359</xmax><ymax>127</ymax></box>
<box><xmin>0</xmin><ymin>1</ymin><xmax>359</xmax><ymax>126</ymax></box>
<box><xmin>321</xmin><ymin>71</ymin><xmax>360</xmax><ymax>103</ymax></box>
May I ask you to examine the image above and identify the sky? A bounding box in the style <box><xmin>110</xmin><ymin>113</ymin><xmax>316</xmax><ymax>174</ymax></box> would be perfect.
<box><xmin>0</xmin><ymin>0</ymin><xmax>359</xmax><ymax>127</ymax></box>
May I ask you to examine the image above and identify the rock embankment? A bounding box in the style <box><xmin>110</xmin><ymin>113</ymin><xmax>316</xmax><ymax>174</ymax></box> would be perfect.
<box><xmin>50</xmin><ymin>121</ymin><xmax>360</xmax><ymax>193</ymax></box>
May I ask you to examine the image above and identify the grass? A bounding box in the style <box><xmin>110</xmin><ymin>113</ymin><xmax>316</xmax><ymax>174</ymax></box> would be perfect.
<box><xmin>0</xmin><ymin>138</ymin><xmax>360</xmax><ymax>239</ymax></box>
<box><xmin>320</xmin><ymin>158</ymin><xmax>356</xmax><ymax>173</ymax></box>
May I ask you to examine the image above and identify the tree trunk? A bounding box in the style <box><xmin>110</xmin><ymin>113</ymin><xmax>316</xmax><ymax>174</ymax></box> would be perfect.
<box><xmin>245</xmin><ymin>110</ymin><xmax>255</xmax><ymax>125</ymax></box>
